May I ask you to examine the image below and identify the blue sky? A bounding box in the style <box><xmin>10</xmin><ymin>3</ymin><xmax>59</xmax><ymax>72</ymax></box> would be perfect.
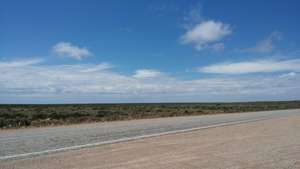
<box><xmin>1</xmin><ymin>0</ymin><xmax>300</xmax><ymax>103</ymax></box>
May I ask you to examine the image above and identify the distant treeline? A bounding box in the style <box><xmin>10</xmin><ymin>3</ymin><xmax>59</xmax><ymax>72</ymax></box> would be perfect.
<box><xmin>1</xmin><ymin>101</ymin><xmax>300</xmax><ymax>129</ymax></box>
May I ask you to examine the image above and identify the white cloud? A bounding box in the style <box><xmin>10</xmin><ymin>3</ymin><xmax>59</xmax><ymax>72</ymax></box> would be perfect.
<box><xmin>52</xmin><ymin>42</ymin><xmax>92</xmax><ymax>60</ymax></box>
<box><xmin>241</xmin><ymin>31</ymin><xmax>281</xmax><ymax>53</ymax></box>
<box><xmin>133</xmin><ymin>69</ymin><xmax>162</xmax><ymax>79</ymax></box>
<box><xmin>1</xmin><ymin>58</ymin><xmax>300</xmax><ymax>103</ymax></box>
<box><xmin>198</xmin><ymin>59</ymin><xmax>300</xmax><ymax>74</ymax></box>
<box><xmin>181</xmin><ymin>20</ymin><xmax>232</xmax><ymax>51</ymax></box>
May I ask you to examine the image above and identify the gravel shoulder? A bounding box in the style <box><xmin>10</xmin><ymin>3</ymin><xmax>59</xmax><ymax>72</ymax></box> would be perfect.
<box><xmin>1</xmin><ymin>114</ymin><xmax>300</xmax><ymax>169</ymax></box>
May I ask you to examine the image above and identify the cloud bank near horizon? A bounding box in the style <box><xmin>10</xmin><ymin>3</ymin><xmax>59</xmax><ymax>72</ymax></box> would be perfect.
<box><xmin>1</xmin><ymin>58</ymin><xmax>299</xmax><ymax>103</ymax></box>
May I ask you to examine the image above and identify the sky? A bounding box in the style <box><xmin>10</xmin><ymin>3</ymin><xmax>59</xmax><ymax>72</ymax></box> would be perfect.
<box><xmin>1</xmin><ymin>0</ymin><xmax>300</xmax><ymax>103</ymax></box>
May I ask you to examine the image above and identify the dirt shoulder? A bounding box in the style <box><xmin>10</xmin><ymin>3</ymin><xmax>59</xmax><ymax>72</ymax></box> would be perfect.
<box><xmin>1</xmin><ymin>115</ymin><xmax>300</xmax><ymax>169</ymax></box>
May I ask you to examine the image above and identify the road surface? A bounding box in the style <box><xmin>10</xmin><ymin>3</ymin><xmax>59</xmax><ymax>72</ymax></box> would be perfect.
<box><xmin>0</xmin><ymin>109</ymin><xmax>299</xmax><ymax>161</ymax></box>
<box><xmin>1</xmin><ymin>110</ymin><xmax>300</xmax><ymax>169</ymax></box>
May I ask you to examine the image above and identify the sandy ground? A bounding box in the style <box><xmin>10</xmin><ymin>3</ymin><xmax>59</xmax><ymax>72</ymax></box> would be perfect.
<box><xmin>1</xmin><ymin>115</ymin><xmax>300</xmax><ymax>169</ymax></box>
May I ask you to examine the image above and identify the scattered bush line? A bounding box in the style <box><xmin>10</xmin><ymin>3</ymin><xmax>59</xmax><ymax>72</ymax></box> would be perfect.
<box><xmin>1</xmin><ymin>101</ymin><xmax>300</xmax><ymax>129</ymax></box>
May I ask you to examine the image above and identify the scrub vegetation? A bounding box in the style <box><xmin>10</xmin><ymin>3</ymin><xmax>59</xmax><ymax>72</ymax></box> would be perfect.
<box><xmin>1</xmin><ymin>101</ymin><xmax>300</xmax><ymax>129</ymax></box>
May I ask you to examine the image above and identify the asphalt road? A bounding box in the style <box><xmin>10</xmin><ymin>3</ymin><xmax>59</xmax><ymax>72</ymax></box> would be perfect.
<box><xmin>0</xmin><ymin>109</ymin><xmax>299</xmax><ymax>161</ymax></box>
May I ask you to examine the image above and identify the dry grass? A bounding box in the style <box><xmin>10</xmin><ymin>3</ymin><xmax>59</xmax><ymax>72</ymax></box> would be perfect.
<box><xmin>1</xmin><ymin>101</ymin><xmax>300</xmax><ymax>128</ymax></box>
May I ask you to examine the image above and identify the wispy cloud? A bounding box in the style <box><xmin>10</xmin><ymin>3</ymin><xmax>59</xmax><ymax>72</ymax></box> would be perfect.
<box><xmin>1</xmin><ymin>58</ymin><xmax>300</xmax><ymax>103</ymax></box>
<box><xmin>182</xmin><ymin>5</ymin><xmax>203</xmax><ymax>29</ymax></box>
<box><xmin>0</xmin><ymin>58</ymin><xmax>43</xmax><ymax>67</ymax></box>
<box><xmin>211</xmin><ymin>43</ymin><xmax>225</xmax><ymax>51</ymax></box>
<box><xmin>80</xmin><ymin>63</ymin><xmax>114</xmax><ymax>73</ymax></box>
<box><xmin>181</xmin><ymin>20</ymin><xmax>232</xmax><ymax>51</ymax></box>
<box><xmin>52</xmin><ymin>42</ymin><xmax>92</xmax><ymax>60</ymax></box>
<box><xmin>133</xmin><ymin>69</ymin><xmax>162</xmax><ymax>79</ymax></box>
<box><xmin>198</xmin><ymin>59</ymin><xmax>300</xmax><ymax>74</ymax></box>
<box><xmin>279</xmin><ymin>72</ymin><xmax>297</xmax><ymax>79</ymax></box>
<box><xmin>240</xmin><ymin>31</ymin><xmax>282</xmax><ymax>53</ymax></box>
